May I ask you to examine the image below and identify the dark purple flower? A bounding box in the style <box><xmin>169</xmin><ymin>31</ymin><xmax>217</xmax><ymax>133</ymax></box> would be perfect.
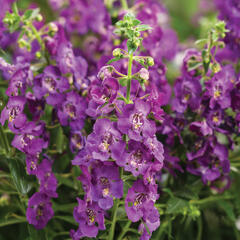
<box><xmin>163</xmin><ymin>149</ymin><xmax>183</xmax><ymax>176</ymax></box>
<box><xmin>26</xmin><ymin>192</ymin><xmax>54</xmax><ymax>230</ymax></box>
<box><xmin>72</xmin><ymin>198</ymin><xmax>105</xmax><ymax>238</ymax></box>
<box><xmin>33</xmin><ymin>65</ymin><xmax>69</xmax><ymax>99</ymax></box>
<box><xmin>60</xmin><ymin>0</ymin><xmax>110</xmax><ymax>35</ymax></box>
<box><xmin>86</xmin><ymin>118</ymin><xmax>123</xmax><ymax>161</ymax></box>
<box><xmin>57</xmin><ymin>91</ymin><xmax>86</xmax><ymax>130</ymax></box>
<box><xmin>0</xmin><ymin>96</ymin><xmax>26</xmax><ymax>126</ymax></box>
<box><xmin>182</xmin><ymin>49</ymin><xmax>203</xmax><ymax>78</ymax></box>
<box><xmin>36</xmin><ymin>158</ymin><xmax>58</xmax><ymax>198</ymax></box>
<box><xmin>189</xmin><ymin>120</ymin><xmax>213</xmax><ymax>136</ymax></box>
<box><xmin>205</xmin><ymin>65</ymin><xmax>235</xmax><ymax>109</ymax></box>
<box><xmin>6</xmin><ymin>64</ymin><xmax>33</xmax><ymax>97</ymax></box>
<box><xmin>90</xmin><ymin>77</ymin><xmax>119</xmax><ymax>105</ymax></box>
<box><xmin>70</xmin><ymin>131</ymin><xmax>85</xmax><ymax>153</ymax></box>
<box><xmin>125</xmin><ymin>179</ymin><xmax>158</xmax><ymax>222</ymax></box>
<box><xmin>172</xmin><ymin>76</ymin><xmax>202</xmax><ymax>113</ymax></box>
<box><xmin>90</xmin><ymin>162</ymin><xmax>123</xmax><ymax>210</ymax></box>
<box><xmin>118</xmin><ymin>99</ymin><xmax>156</xmax><ymax>141</ymax></box>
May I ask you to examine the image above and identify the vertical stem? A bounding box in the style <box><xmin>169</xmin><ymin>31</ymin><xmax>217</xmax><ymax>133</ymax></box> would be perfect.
<box><xmin>121</xmin><ymin>0</ymin><xmax>128</xmax><ymax>10</ymax></box>
<box><xmin>126</xmin><ymin>52</ymin><xmax>133</xmax><ymax>104</ymax></box>
<box><xmin>117</xmin><ymin>220</ymin><xmax>131</xmax><ymax>240</ymax></box>
<box><xmin>196</xmin><ymin>215</ymin><xmax>202</xmax><ymax>240</ymax></box>
<box><xmin>29</xmin><ymin>22</ymin><xmax>45</xmax><ymax>51</ymax></box>
<box><xmin>0</xmin><ymin>125</ymin><xmax>10</xmax><ymax>155</ymax></box>
<box><xmin>109</xmin><ymin>198</ymin><xmax>120</xmax><ymax>240</ymax></box>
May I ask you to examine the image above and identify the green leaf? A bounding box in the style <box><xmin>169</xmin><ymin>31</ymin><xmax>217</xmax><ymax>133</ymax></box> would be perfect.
<box><xmin>127</xmin><ymin>39</ymin><xmax>138</xmax><ymax>54</ymax></box>
<box><xmin>12</xmin><ymin>2</ymin><xmax>19</xmax><ymax>15</ymax></box>
<box><xmin>218</xmin><ymin>200</ymin><xmax>236</xmax><ymax>222</ymax></box>
<box><xmin>133</xmin><ymin>19</ymin><xmax>141</xmax><ymax>26</ymax></box>
<box><xmin>54</xmin><ymin>215</ymin><xmax>78</xmax><ymax>226</ymax></box>
<box><xmin>56</xmin><ymin>174</ymin><xmax>74</xmax><ymax>189</ymax></box>
<box><xmin>53</xmin><ymin>202</ymin><xmax>76</xmax><ymax>213</ymax></box>
<box><xmin>187</xmin><ymin>62</ymin><xmax>203</xmax><ymax>72</ymax></box>
<box><xmin>124</xmin><ymin>13</ymin><xmax>135</xmax><ymax>22</ymax></box>
<box><xmin>166</xmin><ymin>197</ymin><xmax>189</xmax><ymax>214</ymax></box>
<box><xmin>119</xmin><ymin>77</ymin><xmax>128</xmax><ymax>87</ymax></box>
<box><xmin>23</xmin><ymin>8</ymin><xmax>40</xmax><ymax>22</ymax></box>
<box><xmin>175</xmin><ymin>187</ymin><xmax>199</xmax><ymax>200</ymax></box>
<box><xmin>28</xmin><ymin>225</ymin><xmax>47</xmax><ymax>240</ymax></box>
<box><xmin>0</xmin><ymin>216</ymin><xmax>26</xmax><ymax>227</ymax></box>
<box><xmin>8</xmin><ymin>158</ymin><xmax>33</xmax><ymax>195</ymax></box>
<box><xmin>107</xmin><ymin>56</ymin><xmax>123</xmax><ymax>64</ymax></box>
<box><xmin>136</xmin><ymin>24</ymin><xmax>152</xmax><ymax>32</ymax></box>
<box><xmin>195</xmin><ymin>39</ymin><xmax>208</xmax><ymax>48</ymax></box>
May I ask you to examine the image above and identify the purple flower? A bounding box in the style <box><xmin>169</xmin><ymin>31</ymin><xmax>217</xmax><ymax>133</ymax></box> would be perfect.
<box><xmin>163</xmin><ymin>149</ymin><xmax>183</xmax><ymax>176</ymax></box>
<box><xmin>70</xmin><ymin>131</ymin><xmax>85</xmax><ymax>153</ymax></box>
<box><xmin>57</xmin><ymin>91</ymin><xmax>86</xmax><ymax>130</ymax></box>
<box><xmin>118</xmin><ymin>99</ymin><xmax>156</xmax><ymax>141</ymax></box>
<box><xmin>36</xmin><ymin>158</ymin><xmax>58</xmax><ymax>198</ymax></box>
<box><xmin>172</xmin><ymin>76</ymin><xmax>202</xmax><ymax>113</ymax></box>
<box><xmin>72</xmin><ymin>198</ymin><xmax>105</xmax><ymax>238</ymax></box>
<box><xmin>90</xmin><ymin>162</ymin><xmax>123</xmax><ymax>210</ymax></box>
<box><xmin>205</xmin><ymin>65</ymin><xmax>235</xmax><ymax>109</ymax></box>
<box><xmin>90</xmin><ymin>77</ymin><xmax>119</xmax><ymax>105</ymax></box>
<box><xmin>6</xmin><ymin>63</ymin><xmax>33</xmax><ymax>97</ymax></box>
<box><xmin>86</xmin><ymin>118</ymin><xmax>123</xmax><ymax>161</ymax></box>
<box><xmin>138</xmin><ymin>202</ymin><xmax>160</xmax><ymax>240</ymax></box>
<box><xmin>26</xmin><ymin>192</ymin><xmax>54</xmax><ymax>230</ymax></box>
<box><xmin>33</xmin><ymin>65</ymin><xmax>69</xmax><ymax>99</ymax></box>
<box><xmin>187</xmin><ymin>138</ymin><xmax>229</xmax><ymax>184</ymax></box>
<box><xmin>125</xmin><ymin>179</ymin><xmax>158</xmax><ymax>222</ymax></box>
<box><xmin>60</xmin><ymin>0</ymin><xmax>110</xmax><ymax>35</ymax></box>
<box><xmin>189</xmin><ymin>120</ymin><xmax>213</xmax><ymax>136</ymax></box>
<box><xmin>0</xmin><ymin>96</ymin><xmax>26</xmax><ymax>127</ymax></box>
<box><xmin>182</xmin><ymin>49</ymin><xmax>202</xmax><ymax>78</ymax></box>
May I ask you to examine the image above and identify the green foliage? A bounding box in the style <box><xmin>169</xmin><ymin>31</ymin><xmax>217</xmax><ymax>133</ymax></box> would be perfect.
<box><xmin>114</xmin><ymin>12</ymin><xmax>151</xmax><ymax>54</ymax></box>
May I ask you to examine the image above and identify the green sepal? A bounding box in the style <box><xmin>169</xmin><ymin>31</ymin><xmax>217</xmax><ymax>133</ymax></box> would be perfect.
<box><xmin>107</xmin><ymin>56</ymin><xmax>123</xmax><ymax>64</ymax></box>
<box><xmin>136</xmin><ymin>24</ymin><xmax>152</xmax><ymax>32</ymax></box>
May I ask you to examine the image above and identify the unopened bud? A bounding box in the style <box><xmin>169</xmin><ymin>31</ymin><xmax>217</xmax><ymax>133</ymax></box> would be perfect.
<box><xmin>35</xmin><ymin>51</ymin><xmax>41</xmax><ymax>59</ymax></box>
<box><xmin>139</xmin><ymin>68</ymin><xmax>149</xmax><ymax>82</ymax></box>
<box><xmin>18</xmin><ymin>39</ymin><xmax>28</xmax><ymax>48</ymax></box>
<box><xmin>113</xmin><ymin>48</ymin><xmax>122</xmax><ymax>57</ymax></box>
<box><xmin>146</xmin><ymin>57</ymin><xmax>154</xmax><ymax>66</ymax></box>
<box><xmin>210</xmin><ymin>62</ymin><xmax>221</xmax><ymax>73</ymax></box>
<box><xmin>36</xmin><ymin>14</ymin><xmax>43</xmax><ymax>22</ymax></box>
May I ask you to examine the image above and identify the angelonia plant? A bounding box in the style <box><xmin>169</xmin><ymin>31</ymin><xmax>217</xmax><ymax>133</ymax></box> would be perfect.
<box><xmin>0</xmin><ymin>0</ymin><xmax>240</xmax><ymax>240</ymax></box>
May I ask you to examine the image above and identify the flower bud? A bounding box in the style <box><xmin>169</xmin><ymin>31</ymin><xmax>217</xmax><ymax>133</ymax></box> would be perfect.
<box><xmin>210</xmin><ymin>62</ymin><xmax>221</xmax><ymax>73</ymax></box>
<box><xmin>146</xmin><ymin>57</ymin><xmax>154</xmax><ymax>66</ymax></box>
<box><xmin>18</xmin><ymin>39</ymin><xmax>28</xmax><ymax>48</ymax></box>
<box><xmin>35</xmin><ymin>51</ymin><xmax>41</xmax><ymax>59</ymax></box>
<box><xmin>139</xmin><ymin>68</ymin><xmax>149</xmax><ymax>82</ymax></box>
<box><xmin>112</xmin><ymin>48</ymin><xmax>122</xmax><ymax>57</ymax></box>
<box><xmin>36</xmin><ymin>14</ymin><xmax>43</xmax><ymax>22</ymax></box>
<box><xmin>97</xmin><ymin>66</ymin><xmax>114</xmax><ymax>80</ymax></box>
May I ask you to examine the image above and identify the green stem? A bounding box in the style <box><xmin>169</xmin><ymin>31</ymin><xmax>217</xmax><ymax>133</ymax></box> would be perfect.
<box><xmin>126</xmin><ymin>52</ymin><xmax>133</xmax><ymax>104</ymax></box>
<box><xmin>196</xmin><ymin>216</ymin><xmax>202</xmax><ymax>240</ymax></box>
<box><xmin>109</xmin><ymin>198</ymin><xmax>120</xmax><ymax>240</ymax></box>
<box><xmin>121</xmin><ymin>0</ymin><xmax>128</xmax><ymax>10</ymax></box>
<box><xmin>29</xmin><ymin>22</ymin><xmax>45</xmax><ymax>51</ymax></box>
<box><xmin>0</xmin><ymin>125</ymin><xmax>10</xmax><ymax>156</ymax></box>
<box><xmin>0</xmin><ymin>81</ymin><xmax>8</xmax><ymax>87</ymax></box>
<box><xmin>190</xmin><ymin>195</ymin><xmax>233</xmax><ymax>205</ymax></box>
<box><xmin>117</xmin><ymin>221</ymin><xmax>131</xmax><ymax>240</ymax></box>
